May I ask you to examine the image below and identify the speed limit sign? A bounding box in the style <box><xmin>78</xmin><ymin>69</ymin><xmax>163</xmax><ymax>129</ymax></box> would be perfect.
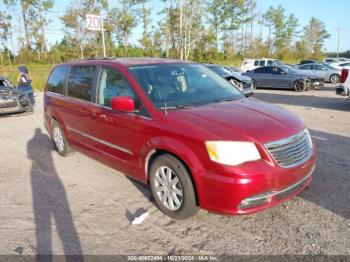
<box><xmin>86</xmin><ymin>14</ymin><xmax>106</xmax><ymax>57</ymax></box>
<box><xmin>86</xmin><ymin>14</ymin><xmax>103</xmax><ymax>31</ymax></box>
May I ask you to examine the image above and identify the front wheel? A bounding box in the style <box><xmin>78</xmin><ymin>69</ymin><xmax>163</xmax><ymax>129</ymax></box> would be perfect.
<box><xmin>149</xmin><ymin>154</ymin><xmax>199</xmax><ymax>219</ymax></box>
<box><xmin>330</xmin><ymin>74</ymin><xmax>340</xmax><ymax>84</ymax></box>
<box><xmin>293</xmin><ymin>80</ymin><xmax>304</xmax><ymax>92</ymax></box>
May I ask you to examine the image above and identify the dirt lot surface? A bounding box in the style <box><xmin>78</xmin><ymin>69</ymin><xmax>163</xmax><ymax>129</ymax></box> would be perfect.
<box><xmin>0</xmin><ymin>85</ymin><xmax>349</xmax><ymax>256</ymax></box>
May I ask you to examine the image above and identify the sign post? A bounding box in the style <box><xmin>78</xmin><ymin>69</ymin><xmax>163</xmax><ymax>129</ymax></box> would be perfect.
<box><xmin>86</xmin><ymin>14</ymin><xmax>106</xmax><ymax>58</ymax></box>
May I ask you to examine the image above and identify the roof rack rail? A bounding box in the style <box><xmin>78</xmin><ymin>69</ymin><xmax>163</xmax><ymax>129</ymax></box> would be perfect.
<box><xmin>84</xmin><ymin>57</ymin><xmax>116</xmax><ymax>60</ymax></box>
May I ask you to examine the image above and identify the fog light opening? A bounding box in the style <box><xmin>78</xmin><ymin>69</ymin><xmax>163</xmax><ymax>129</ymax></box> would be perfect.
<box><xmin>238</xmin><ymin>192</ymin><xmax>271</xmax><ymax>209</ymax></box>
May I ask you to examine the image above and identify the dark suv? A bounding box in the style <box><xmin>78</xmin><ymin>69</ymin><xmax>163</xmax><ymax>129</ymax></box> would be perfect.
<box><xmin>44</xmin><ymin>58</ymin><xmax>316</xmax><ymax>219</ymax></box>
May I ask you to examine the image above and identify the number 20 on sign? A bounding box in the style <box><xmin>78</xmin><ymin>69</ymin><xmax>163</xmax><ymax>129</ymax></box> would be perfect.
<box><xmin>86</xmin><ymin>14</ymin><xmax>102</xmax><ymax>31</ymax></box>
<box><xmin>86</xmin><ymin>14</ymin><xmax>106</xmax><ymax>57</ymax></box>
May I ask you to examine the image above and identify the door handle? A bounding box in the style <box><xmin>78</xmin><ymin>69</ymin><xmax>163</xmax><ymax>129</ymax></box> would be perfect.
<box><xmin>92</xmin><ymin>111</ymin><xmax>107</xmax><ymax>120</ymax></box>
<box><xmin>78</xmin><ymin>109</ymin><xmax>90</xmax><ymax>116</ymax></box>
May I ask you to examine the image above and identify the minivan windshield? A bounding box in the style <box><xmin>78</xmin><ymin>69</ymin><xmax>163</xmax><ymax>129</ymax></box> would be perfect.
<box><xmin>129</xmin><ymin>63</ymin><xmax>244</xmax><ymax>109</ymax></box>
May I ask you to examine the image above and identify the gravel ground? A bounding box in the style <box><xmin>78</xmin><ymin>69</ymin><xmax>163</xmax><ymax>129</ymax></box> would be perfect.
<box><xmin>0</xmin><ymin>85</ymin><xmax>349</xmax><ymax>257</ymax></box>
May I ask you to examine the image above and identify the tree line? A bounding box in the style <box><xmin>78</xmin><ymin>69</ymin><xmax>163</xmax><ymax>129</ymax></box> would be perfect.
<box><xmin>0</xmin><ymin>0</ymin><xmax>333</xmax><ymax>65</ymax></box>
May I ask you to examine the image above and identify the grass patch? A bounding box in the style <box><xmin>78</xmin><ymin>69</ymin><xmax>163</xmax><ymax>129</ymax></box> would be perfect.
<box><xmin>0</xmin><ymin>64</ymin><xmax>54</xmax><ymax>92</ymax></box>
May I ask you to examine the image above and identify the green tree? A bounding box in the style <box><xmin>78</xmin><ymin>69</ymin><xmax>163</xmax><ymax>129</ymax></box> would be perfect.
<box><xmin>60</xmin><ymin>0</ymin><xmax>108</xmax><ymax>58</ymax></box>
<box><xmin>108</xmin><ymin>0</ymin><xmax>143</xmax><ymax>54</ymax></box>
<box><xmin>302</xmin><ymin>17</ymin><xmax>330</xmax><ymax>58</ymax></box>
<box><xmin>207</xmin><ymin>0</ymin><xmax>225</xmax><ymax>50</ymax></box>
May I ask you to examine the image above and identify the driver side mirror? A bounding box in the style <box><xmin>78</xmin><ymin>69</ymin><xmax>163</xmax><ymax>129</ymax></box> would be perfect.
<box><xmin>111</xmin><ymin>96</ymin><xmax>135</xmax><ymax>112</ymax></box>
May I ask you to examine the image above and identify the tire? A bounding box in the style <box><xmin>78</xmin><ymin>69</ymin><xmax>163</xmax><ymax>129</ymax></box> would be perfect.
<box><xmin>293</xmin><ymin>80</ymin><xmax>304</xmax><ymax>92</ymax></box>
<box><xmin>149</xmin><ymin>154</ymin><xmax>199</xmax><ymax>219</ymax></box>
<box><xmin>330</xmin><ymin>74</ymin><xmax>340</xmax><ymax>84</ymax></box>
<box><xmin>252</xmin><ymin>79</ymin><xmax>258</xmax><ymax>89</ymax></box>
<box><xmin>51</xmin><ymin>119</ymin><xmax>71</xmax><ymax>157</ymax></box>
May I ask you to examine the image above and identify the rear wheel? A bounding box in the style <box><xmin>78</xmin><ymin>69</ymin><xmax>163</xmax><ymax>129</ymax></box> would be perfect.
<box><xmin>51</xmin><ymin>119</ymin><xmax>71</xmax><ymax>157</ymax></box>
<box><xmin>330</xmin><ymin>74</ymin><xmax>340</xmax><ymax>84</ymax></box>
<box><xmin>149</xmin><ymin>154</ymin><xmax>199</xmax><ymax>219</ymax></box>
<box><xmin>293</xmin><ymin>80</ymin><xmax>304</xmax><ymax>92</ymax></box>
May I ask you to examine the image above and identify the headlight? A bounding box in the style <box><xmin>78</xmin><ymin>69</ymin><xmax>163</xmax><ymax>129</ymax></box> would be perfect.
<box><xmin>205</xmin><ymin>141</ymin><xmax>261</xmax><ymax>166</ymax></box>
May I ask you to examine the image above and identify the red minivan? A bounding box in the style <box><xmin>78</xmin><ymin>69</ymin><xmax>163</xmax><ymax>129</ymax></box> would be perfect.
<box><xmin>44</xmin><ymin>58</ymin><xmax>316</xmax><ymax>219</ymax></box>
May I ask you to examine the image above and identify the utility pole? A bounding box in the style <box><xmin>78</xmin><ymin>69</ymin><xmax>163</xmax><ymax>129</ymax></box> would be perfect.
<box><xmin>335</xmin><ymin>27</ymin><xmax>343</xmax><ymax>59</ymax></box>
<box><xmin>179</xmin><ymin>0</ymin><xmax>184</xmax><ymax>60</ymax></box>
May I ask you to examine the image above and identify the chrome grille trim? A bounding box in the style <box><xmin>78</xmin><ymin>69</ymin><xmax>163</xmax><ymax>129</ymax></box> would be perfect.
<box><xmin>265</xmin><ymin>129</ymin><xmax>313</xmax><ymax>168</ymax></box>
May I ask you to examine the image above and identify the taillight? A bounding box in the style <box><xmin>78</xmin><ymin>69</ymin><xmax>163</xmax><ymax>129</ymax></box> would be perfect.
<box><xmin>340</xmin><ymin>69</ymin><xmax>349</xmax><ymax>83</ymax></box>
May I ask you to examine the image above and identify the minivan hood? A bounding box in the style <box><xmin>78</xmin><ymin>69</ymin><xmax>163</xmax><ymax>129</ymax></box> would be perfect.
<box><xmin>168</xmin><ymin>98</ymin><xmax>305</xmax><ymax>144</ymax></box>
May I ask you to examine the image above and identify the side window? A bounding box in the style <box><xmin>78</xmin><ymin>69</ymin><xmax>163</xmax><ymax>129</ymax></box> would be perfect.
<box><xmin>47</xmin><ymin>65</ymin><xmax>70</xmax><ymax>94</ymax></box>
<box><xmin>254</xmin><ymin>67</ymin><xmax>269</xmax><ymax>73</ymax></box>
<box><xmin>259</xmin><ymin>60</ymin><xmax>266</xmax><ymax>66</ymax></box>
<box><xmin>254</xmin><ymin>60</ymin><xmax>259</xmax><ymax>66</ymax></box>
<box><xmin>271</xmin><ymin>67</ymin><xmax>278</xmax><ymax>74</ymax></box>
<box><xmin>267</xmin><ymin>60</ymin><xmax>274</xmax><ymax>66</ymax></box>
<box><xmin>97</xmin><ymin>67</ymin><xmax>136</xmax><ymax>108</ymax></box>
<box><xmin>300</xmin><ymin>65</ymin><xmax>311</xmax><ymax>70</ymax></box>
<box><xmin>67</xmin><ymin>66</ymin><xmax>96</xmax><ymax>101</ymax></box>
<box><xmin>272</xmin><ymin>67</ymin><xmax>284</xmax><ymax>75</ymax></box>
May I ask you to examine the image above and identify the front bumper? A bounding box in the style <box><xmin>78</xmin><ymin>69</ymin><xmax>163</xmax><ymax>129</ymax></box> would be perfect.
<box><xmin>197</xmin><ymin>152</ymin><xmax>316</xmax><ymax>215</ymax></box>
<box><xmin>0</xmin><ymin>99</ymin><xmax>32</xmax><ymax>115</ymax></box>
<box><xmin>310</xmin><ymin>78</ymin><xmax>325</xmax><ymax>89</ymax></box>
<box><xmin>240</xmin><ymin>82</ymin><xmax>254</xmax><ymax>95</ymax></box>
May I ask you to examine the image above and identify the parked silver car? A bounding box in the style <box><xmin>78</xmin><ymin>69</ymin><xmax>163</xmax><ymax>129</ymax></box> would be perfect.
<box><xmin>297</xmin><ymin>63</ymin><xmax>342</xmax><ymax>83</ymax></box>
<box><xmin>242</xmin><ymin>66</ymin><xmax>323</xmax><ymax>91</ymax></box>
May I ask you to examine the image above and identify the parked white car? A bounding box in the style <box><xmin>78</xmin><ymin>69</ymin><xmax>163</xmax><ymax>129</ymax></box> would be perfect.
<box><xmin>241</xmin><ymin>58</ymin><xmax>284</xmax><ymax>72</ymax></box>
<box><xmin>336</xmin><ymin>67</ymin><xmax>350</xmax><ymax>99</ymax></box>
<box><xmin>324</xmin><ymin>57</ymin><xmax>350</xmax><ymax>64</ymax></box>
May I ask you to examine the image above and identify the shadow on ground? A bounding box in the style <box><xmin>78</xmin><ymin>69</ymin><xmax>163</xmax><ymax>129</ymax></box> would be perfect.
<box><xmin>27</xmin><ymin>128</ymin><xmax>83</xmax><ymax>261</ymax></box>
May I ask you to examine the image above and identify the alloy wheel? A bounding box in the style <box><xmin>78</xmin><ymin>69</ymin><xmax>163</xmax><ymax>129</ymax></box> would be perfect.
<box><xmin>154</xmin><ymin>166</ymin><xmax>183</xmax><ymax>211</ymax></box>
<box><xmin>53</xmin><ymin>126</ymin><xmax>64</xmax><ymax>153</ymax></box>
<box><xmin>331</xmin><ymin>75</ymin><xmax>340</xmax><ymax>84</ymax></box>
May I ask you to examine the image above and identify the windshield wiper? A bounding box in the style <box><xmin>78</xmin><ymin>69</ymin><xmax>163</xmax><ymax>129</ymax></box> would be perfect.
<box><xmin>214</xmin><ymin>98</ymin><xmax>236</xmax><ymax>103</ymax></box>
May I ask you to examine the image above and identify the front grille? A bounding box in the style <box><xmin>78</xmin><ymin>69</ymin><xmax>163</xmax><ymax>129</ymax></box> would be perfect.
<box><xmin>265</xmin><ymin>130</ymin><xmax>313</xmax><ymax>168</ymax></box>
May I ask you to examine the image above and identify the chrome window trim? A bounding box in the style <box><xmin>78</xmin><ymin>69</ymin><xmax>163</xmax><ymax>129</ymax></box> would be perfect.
<box><xmin>67</xmin><ymin>126</ymin><xmax>133</xmax><ymax>155</ymax></box>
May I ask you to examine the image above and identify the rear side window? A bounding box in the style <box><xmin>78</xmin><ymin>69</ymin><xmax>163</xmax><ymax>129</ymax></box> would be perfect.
<box><xmin>254</xmin><ymin>60</ymin><xmax>259</xmax><ymax>66</ymax></box>
<box><xmin>47</xmin><ymin>66</ymin><xmax>70</xmax><ymax>94</ymax></box>
<box><xmin>254</xmin><ymin>67</ymin><xmax>270</xmax><ymax>73</ymax></box>
<box><xmin>259</xmin><ymin>60</ymin><xmax>266</xmax><ymax>66</ymax></box>
<box><xmin>67</xmin><ymin>66</ymin><xmax>96</xmax><ymax>101</ymax></box>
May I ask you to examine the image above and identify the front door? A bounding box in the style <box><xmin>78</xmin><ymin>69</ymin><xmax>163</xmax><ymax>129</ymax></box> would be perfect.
<box><xmin>86</xmin><ymin>66</ymin><xmax>147</xmax><ymax>180</ymax></box>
